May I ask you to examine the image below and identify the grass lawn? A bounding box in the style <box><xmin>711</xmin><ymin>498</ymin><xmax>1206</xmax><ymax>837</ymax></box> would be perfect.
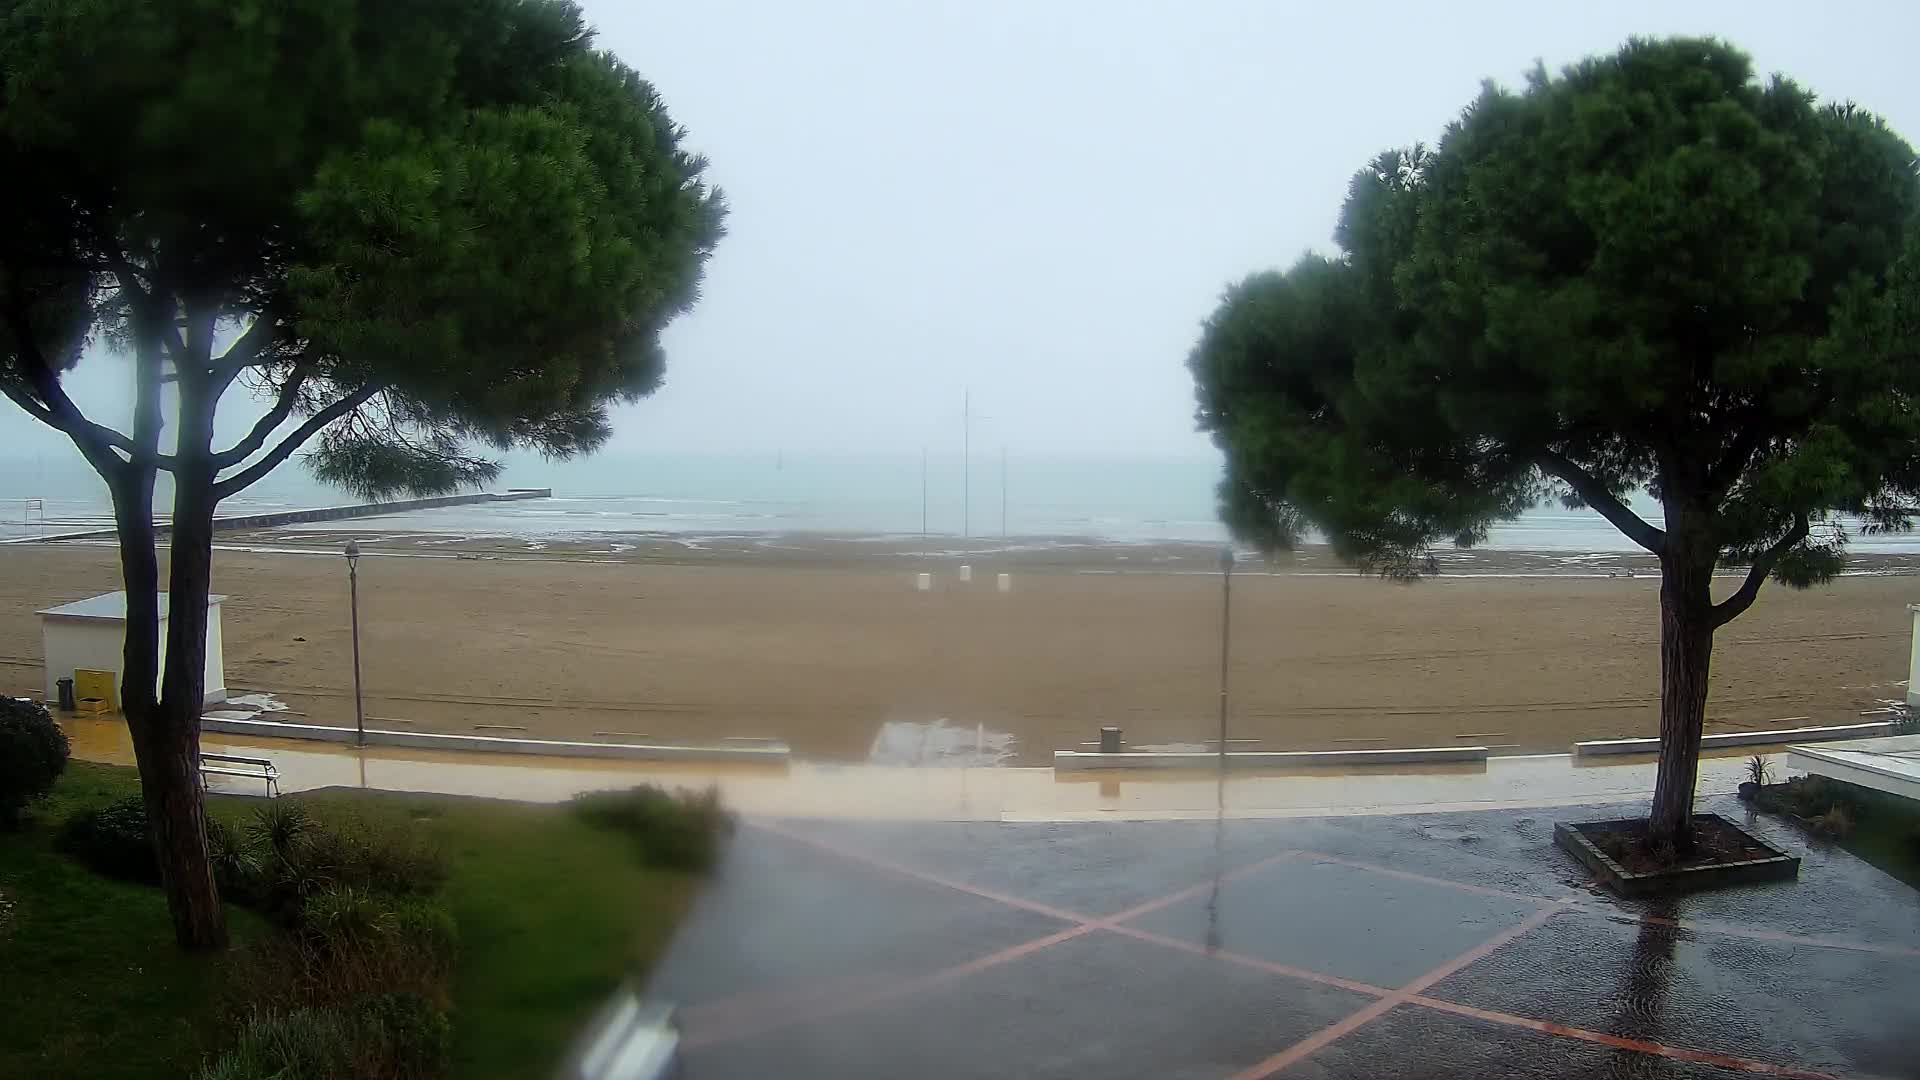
<box><xmin>1834</xmin><ymin>791</ymin><xmax>1920</xmax><ymax>890</ymax></box>
<box><xmin>287</xmin><ymin>787</ymin><xmax>703</xmax><ymax>1079</ymax></box>
<box><xmin>0</xmin><ymin>763</ymin><xmax>706</xmax><ymax>1079</ymax></box>
<box><xmin>0</xmin><ymin>764</ymin><xmax>267</xmax><ymax>1080</ymax></box>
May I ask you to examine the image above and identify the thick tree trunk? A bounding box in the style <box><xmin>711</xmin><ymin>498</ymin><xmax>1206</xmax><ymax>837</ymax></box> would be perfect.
<box><xmin>150</xmin><ymin>345</ymin><xmax>228</xmax><ymax>951</ymax></box>
<box><xmin>111</xmin><ymin>465</ymin><xmax>227</xmax><ymax>950</ymax></box>
<box><xmin>1648</xmin><ymin>530</ymin><xmax>1717</xmax><ymax>853</ymax></box>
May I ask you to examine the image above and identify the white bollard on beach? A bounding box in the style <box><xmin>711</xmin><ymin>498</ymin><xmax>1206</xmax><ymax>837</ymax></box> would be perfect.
<box><xmin>958</xmin><ymin>564</ymin><xmax>972</xmax><ymax>583</ymax></box>
<box><xmin>997</xmin><ymin>572</ymin><xmax>1011</xmax><ymax>593</ymax></box>
<box><xmin>916</xmin><ymin>572</ymin><xmax>932</xmax><ymax>591</ymax></box>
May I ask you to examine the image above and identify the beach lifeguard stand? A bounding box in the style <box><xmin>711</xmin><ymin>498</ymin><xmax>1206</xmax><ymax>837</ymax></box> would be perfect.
<box><xmin>38</xmin><ymin>591</ymin><xmax>228</xmax><ymax>709</ymax></box>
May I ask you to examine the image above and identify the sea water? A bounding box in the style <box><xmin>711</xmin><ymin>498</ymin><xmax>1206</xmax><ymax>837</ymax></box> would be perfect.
<box><xmin>3</xmin><ymin>449</ymin><xmax>1916</xmax><ymax>554</ymax></box>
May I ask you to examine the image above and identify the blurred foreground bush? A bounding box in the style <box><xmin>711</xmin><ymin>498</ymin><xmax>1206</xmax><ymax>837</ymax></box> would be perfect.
<box><xmin>200</xmin><ymin>992</ymin><xmax>449</xmax><ymax>1080</ymax></box>
<box><xmin>570</xmin><ymin>785</ymin><xmax>734</xmax><ymax>870</ymax></box>
<box><xmin>0</xmin><ymin>698</ymin><xmax>68</xmax><ymax>828</ymax></box>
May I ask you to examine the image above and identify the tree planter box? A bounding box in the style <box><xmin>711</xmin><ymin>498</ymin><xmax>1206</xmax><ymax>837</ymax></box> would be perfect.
<box><xmin>1554</xmin><ymin>814</ymin><xmax>1800</xmax><ymax>896</ymax></box>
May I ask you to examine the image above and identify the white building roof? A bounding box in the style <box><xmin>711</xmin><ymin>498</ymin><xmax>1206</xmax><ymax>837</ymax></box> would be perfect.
<box><xmin>1786</xmin><ymin>734</ymin><xmax>1920</xmax><ymax>804</ymax></box>
<box><xmin>37</xmin><ymin>591</ymin><xmax>227</xmax><ymax>621</ymax></box>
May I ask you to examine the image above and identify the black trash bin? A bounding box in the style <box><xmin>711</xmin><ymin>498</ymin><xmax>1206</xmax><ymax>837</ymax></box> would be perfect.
<box><xmin>56</xmin><ymin>677</ymin><xmax>75</xmax><ymax>712</ymax></box>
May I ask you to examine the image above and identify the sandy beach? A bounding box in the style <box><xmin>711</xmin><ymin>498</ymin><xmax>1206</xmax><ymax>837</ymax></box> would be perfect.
<box><xmin>0</xmin><ymin>535</ymin><xmax>1913</xmax><ymax>766</ymax></box>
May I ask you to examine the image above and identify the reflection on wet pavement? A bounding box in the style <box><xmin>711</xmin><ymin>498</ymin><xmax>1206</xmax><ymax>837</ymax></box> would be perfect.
<box><xmin>60</xmin><ymin>716</ymin><xmax>1807</xmax><ymax>822</ymax></box>
<box><xmin>866</xmin><ymin>718</ymin><xmax>1017</xmax><ymax>766</ymax></box>
<box><xmin>651</xmin><ymin>799</ymin><xmax>1920</xmax><ymax>1079</ymax></box>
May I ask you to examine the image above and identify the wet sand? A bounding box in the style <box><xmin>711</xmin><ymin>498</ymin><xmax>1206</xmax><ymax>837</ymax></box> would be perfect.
<box><xmin>0</xmin><ymin>537</ymin><xmax>1913</xmax><ymax>765</ymax></box>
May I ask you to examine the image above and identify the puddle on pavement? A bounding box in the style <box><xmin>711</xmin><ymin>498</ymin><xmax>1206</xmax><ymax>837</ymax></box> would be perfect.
<box><xmin>223</xmin><ymin>692</ymin><xmax>290</xmax><ymax>713</ymax></box>
<box><xmin>867</xmin><ymin>718</ymin><xmax>1017</xmax><ymax>766</ymax></box>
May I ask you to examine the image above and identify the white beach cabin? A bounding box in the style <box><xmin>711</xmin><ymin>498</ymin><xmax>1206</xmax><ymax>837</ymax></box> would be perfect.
<box><xmin>39</xmin><ymin>591</ymin><xmax>228</xmax><ymax>707</ymax></box>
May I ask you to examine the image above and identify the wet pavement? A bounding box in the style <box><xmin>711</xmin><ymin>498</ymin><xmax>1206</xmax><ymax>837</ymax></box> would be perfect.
<box><xmin>65</xmin><ymin>715</ymin><xmax>1804</xmax><ymax>822</ymax></box>
<box><xmin>649</xmin><ymin>796</ymin><xmax>1920</xmax><ymax>1079</ymax></box>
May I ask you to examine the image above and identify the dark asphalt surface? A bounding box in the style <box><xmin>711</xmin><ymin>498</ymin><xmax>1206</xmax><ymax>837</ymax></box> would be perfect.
<box><xmin>646</xmin><ymin>794</ymin><xmax>1920</xmax><ymax>1079</ymax></box>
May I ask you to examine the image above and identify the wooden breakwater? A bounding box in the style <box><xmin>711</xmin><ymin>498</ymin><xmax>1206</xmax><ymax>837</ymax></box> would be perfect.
<box><xmin>11</xmin><ymin>489</ymin><xmax>551</xmax><ymax>544</ymax></box>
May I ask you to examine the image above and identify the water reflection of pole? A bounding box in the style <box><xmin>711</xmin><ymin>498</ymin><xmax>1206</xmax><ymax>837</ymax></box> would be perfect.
<box><xmin>1609</xmin><ymin>900</ymin><xmax>1680</xmax><ymax>1063</ymax></box>
<box><xmin>1205</xmin><ymin>546</ymin><xmax>1234</xmax><ymax>953</ymax></box>
<box><xmin>1217</xmin><ymin>547</ymin><xmax>1234</xmax><ymax>766</ymax></box>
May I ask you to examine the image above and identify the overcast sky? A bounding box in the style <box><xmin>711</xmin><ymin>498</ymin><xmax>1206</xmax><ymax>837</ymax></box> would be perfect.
<box><xmin>11</xmin><ymin>1</ymin><xmax>1919</xmax><ymax>468</ymax></box>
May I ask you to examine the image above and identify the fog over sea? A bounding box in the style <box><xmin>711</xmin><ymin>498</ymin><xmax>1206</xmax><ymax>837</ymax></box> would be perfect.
<box><xmin>3</xmin><ymin>451</ymin><xmax>1917</xmax><ymax>555</ymax></box>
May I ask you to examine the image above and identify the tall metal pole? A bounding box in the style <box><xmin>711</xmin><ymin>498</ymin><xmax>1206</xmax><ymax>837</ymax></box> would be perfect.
<box><xmin>346</xmin><ymin>541</ymin><xmax>365</xmax><ymax>747</ymax></box>
<box><xmin>962</xmin><ymin>389</ymin><xmax>970</xmax><ymax>539</ymax></box>
<box><xmin>921</xmin><ymin>445</ymin><xmax>928</xmax><ymax>535</ymax></box>
<box><xmin>1000</xmin><ymin>445</ymin><xmax>1007</xmax><ymax>538</ymax></box>
<box><xmin>1218</xmin><ymin>547</ymin><xmax>1234</xmax><ymax>767</ymax></box>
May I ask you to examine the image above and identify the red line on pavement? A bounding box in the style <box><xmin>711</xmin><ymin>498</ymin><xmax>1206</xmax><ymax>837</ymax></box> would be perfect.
<box><xmin>1407</xmin><ymin>997</ymin><xmax>1842</xmax><ymax>1079</ymax></box>
<box><xmin>1618</xmin><ymin>911</ymin><xmax>1920</xmax><ymax>960</ymax></box>
<box><xmin>725</xmin><ymin>821</ymin><xmax>1890</xmax><ymax>1078</ymax></box>
<box><xmin>681</xmin><ymin>923</ymin><xmax>1095</xmax><ymax>1050</ymax></box>
<box><xmin>750</xmin><ymin>819</ymin><xmax>1090</xmax><ymax>924</ymax></box>
<box><xmin>1099</xmin><ymin>849</ymin><xmax>1301</xmax><ymax>924</ymax></box>
<box><xmin>1105</xmin><ymin>924</ymin><xmax>1393</xmax><ymax>999</ymax></box>
<box><xmin>1299</xmin><ymin>850</ymin><xmax>1919</xmax><ymax>961</ymax></box>
<box><xmin>1229</xmin><ymin>902</ymin><xmax>1573</xmax><ymax>1080</ymax></box>
<box><xmin>1298</xmin><ymin>851</ymin><xmax>1568</xmax><ymax>904</ymax></box>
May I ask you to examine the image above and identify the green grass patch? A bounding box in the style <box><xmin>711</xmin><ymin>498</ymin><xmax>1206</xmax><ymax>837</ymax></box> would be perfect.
<box><xmin>1752</xmin><ymin>774</ymin><xmax>1920</xmax><ymax>889</ymax></box>
<box><xmin>286</xmin><ymin>788</ymin><xmax>703</xmax><ymax>1078</ymax></box>
<box><xmin>0</xmin><ymin>764</ymin><xmax>269</xmax><ymax>1080</ymax></box>
<box><xmin>1</xmin><ymin>765</ymin><xmax>710</xmax><ymax>1080</ymax></box>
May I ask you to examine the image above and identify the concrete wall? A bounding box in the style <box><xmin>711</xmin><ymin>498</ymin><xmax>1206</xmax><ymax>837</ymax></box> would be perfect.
<box><xmin>199</xmin><ymin>716</ymin><xmax>791</xmax><ymax>764</ymax></box>
<box><xmin>41</xmin><ymin>618</ymin><xmax>125</xmax><ymax>704</ymax></box>
<box><xmin>41</xmin><ymin>605</ymin><xmax>226</xmax><ymax>706</ymax></box>
<box><xmin>1909</xmin><ymin>604</ymin><xmax>1920</xmax><ymax>712</ymax></box>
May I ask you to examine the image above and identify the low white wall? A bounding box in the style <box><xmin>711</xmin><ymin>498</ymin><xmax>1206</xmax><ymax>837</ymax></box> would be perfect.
<box><xmin>199</xmin><ymin>716</ymin><xmax>791</xmax><ymax>764</ymax></box>
<box><xmin>1053</xmin><ymin>745</ymin><xmax>1489</xmax><ymax>771</ymax></box>
<box><xmin>1573</xmin><ymin>721</ymin><xmax>1896</xmax><ymax>756</ymax></box>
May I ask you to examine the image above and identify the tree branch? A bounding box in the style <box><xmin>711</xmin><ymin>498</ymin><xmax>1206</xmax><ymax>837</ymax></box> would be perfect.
<box><xmin>1711</xmin><ymin>513</ymin><xmax>1811</xmax><ymax>628</ymax></box>
<box><xmin>1705</xmin><ymin>425</ymin><xmax>1768</xmax><ymax>497</ymax></box>
<box><xmin>209</xmin><ymin>310</ymin><xmax>286</xmax><ymax>395</ymax></box>
<box><xmin>213</xmin><ymin>362</ymin><xmax>313</xmax><ymax>467</ymax></box>
<box><xmin>1</xmin><ymin>289</ymin><xmax>141</xmax><ymax>475</ymax></box>
<box><xmin>212</xmin><ymin>384</ymin><xmax>379</xmax><ymax>499</ymax></box>
<box><xmin>1536</xmin><ymin>450</ymin><xmax>1666</xmax><ymax>555</ymax></box>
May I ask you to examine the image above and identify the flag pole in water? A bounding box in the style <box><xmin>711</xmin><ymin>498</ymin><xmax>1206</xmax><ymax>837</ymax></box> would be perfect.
<box><xmin>962</xmin><ymin>388</ymin><xmax>971</xmax><ymax>539</ymax></box>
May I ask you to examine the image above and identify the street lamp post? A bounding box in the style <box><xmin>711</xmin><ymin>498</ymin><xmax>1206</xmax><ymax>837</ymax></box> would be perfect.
<box><xmin>344</xmin><ymin>540</ymin><xmax>365</xmax><ymax>747</ymax></box>
<box><xmin>1217</xmin><ymin>546</ymin><xmax>1234</xmax><ymax>769</ymax></box>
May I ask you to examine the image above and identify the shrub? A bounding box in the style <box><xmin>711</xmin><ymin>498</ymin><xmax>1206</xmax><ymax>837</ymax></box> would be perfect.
<box><xmin>59</xmin><ymin>797</ymin><xmax>258</xmax><ymax>896</ymax></box>
<box><xmin>1811</xmin><ymin>804</ymin><xmax>1854</xmax><ymax>839</ymax></box>
<box><xmin>249</xmin><ymin>807</ymin><xmax>446</xmax><ymax>920</ymax></box>
<box><xmin>353</xmin><ymin>992</ymin><xmax>452</xmax><ymax>1079</ymax></box>
<box><xmin>570</xmin><ymin>784</ymin><xmax>733</xmax><ymax>870</ymax></box>
<box><xmin>233</xmin><ymin>887</ymin><xmax>458</xmax><ymax>1012</ymax></box>
<box><xmin>59</xmin><ymin>796</ymin><xmax>159</xmax><ymax>882</ymax></box>
<box><xmin>1744</xmin><ymin>755</ymin><xmax>1772</xmax><ymax>789</ymax></box>
<box><xmin>200</xmin><ymin>996</ymin><xmax>450</xmax><ymax>1080</ymax></box>
<box><xmin>199</xmin><ymin>1006</ymin><xmax>355</xmax><ymax>1080</ymax></box>
<box><xmin>0</xmin><ymin>697</ymin><xmax>69</xmax><ymax>827</ymax></box>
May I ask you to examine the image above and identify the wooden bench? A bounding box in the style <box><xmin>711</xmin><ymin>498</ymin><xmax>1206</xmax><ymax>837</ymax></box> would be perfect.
<box><xmin>199</xmin><ymin>752</ymin><xmax>279</xmax><ymax>798</ymax></box>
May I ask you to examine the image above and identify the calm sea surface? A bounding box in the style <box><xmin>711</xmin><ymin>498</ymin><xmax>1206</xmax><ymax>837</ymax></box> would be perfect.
<box><xmin>3</xmin><ymin>450</ymin><xmax>1916</xmax><ymax>554</ymax></box>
